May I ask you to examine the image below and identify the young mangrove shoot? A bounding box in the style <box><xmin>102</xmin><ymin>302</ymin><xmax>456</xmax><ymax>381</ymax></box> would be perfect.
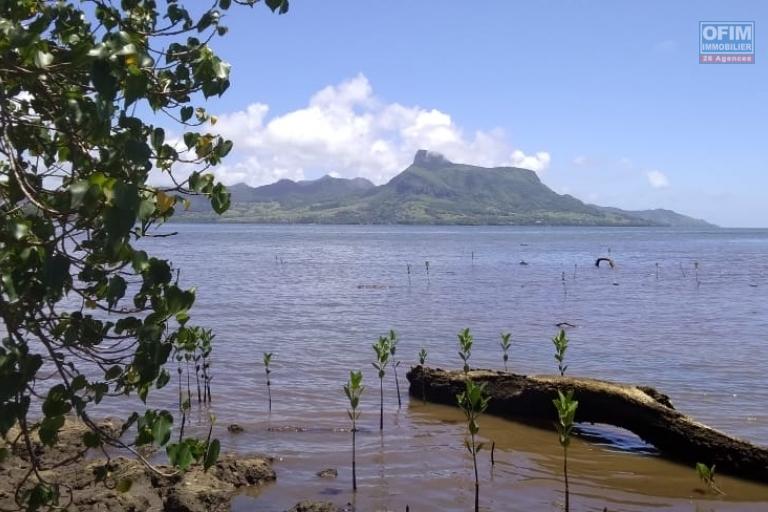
<box><xmin>696</xmin><ymin>462</ymin><xmax>725</xmax><ymax>495</ymax></box>
<box><xmin>418</xmin><ymin>347</ymin><xmax>428</xmax><ymax>366</ymax></box>
<box><xmin>388</xmin><ymin>330</ymin><xmax>402</xmax><ymax>408</ymax></box>
<box><xmin>457</xmin><ymin>379</ymin><xmax>491</xmax><ymax>512</ymax></box>
<box><xmin>344</xmin><ymin>370</ymin><xmax>364</xmax><ymax>491</ymax></box>
<box><xmin>552</xmin><ymin>329</ymin><xmax>569</xmax><ymax>376</ymax></box>
<box><xmin>263</xmin><ymin>352</ymin><xmax>273</xmax><ymax>412</ymax></box>
<box><xmin>372</xmin><ymin>336</ymin><xmax>391</xmax><ymax>430</ymax></box>
<box><xmin>458</xmin><ymin>328</ymin><xmax>474</xmax><ymax>374</ymax></box>
<box><xmin>499</xmin><ymin>332</ymin><xmax>512</xmax><ymax>372</ymax></box>
<box><xmin>553</xmin><ymin>389</ymin><xmax>578</xmax><ymax>512</ymax></box>
<box><xmin>203</xmin><ymin>413</ymin><xmax>220</xmax><ymax>472</ymax></box>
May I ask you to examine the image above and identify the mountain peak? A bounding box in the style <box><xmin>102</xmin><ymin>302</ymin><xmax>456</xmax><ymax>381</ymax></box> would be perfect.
<box><xmin>413</xmin><ymin>149</ymin><xmax>452</xmax><ymax>169</ymax></box>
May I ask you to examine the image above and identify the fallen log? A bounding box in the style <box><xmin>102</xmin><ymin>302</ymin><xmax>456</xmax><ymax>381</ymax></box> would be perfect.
<box><xmin>406</xmin><ymin>366</ymin><xmax>768</xmax><ymax>482</ymax></box>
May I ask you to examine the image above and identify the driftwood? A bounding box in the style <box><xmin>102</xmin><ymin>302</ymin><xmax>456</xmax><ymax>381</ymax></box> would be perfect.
<box><xmin>406</xmin><ymin>366</ymin><xmax>768</xmax><ymax>482</ymax></box>
<box><xmin>595</xmin><ymin>257</ymin><xmax>615</xmax><ymax>268</ymax></box>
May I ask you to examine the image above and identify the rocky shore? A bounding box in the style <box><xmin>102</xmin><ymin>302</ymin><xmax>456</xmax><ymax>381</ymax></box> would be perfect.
<box><xmin>0</xmin><ymin>418</ymin><xmax>278</xmax><ymax>511</ymax></box>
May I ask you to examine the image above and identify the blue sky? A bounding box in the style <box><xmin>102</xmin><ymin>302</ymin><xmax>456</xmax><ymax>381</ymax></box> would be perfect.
<box><xmin>197</xmin><ymin>1</ymin><xmax>767</xmax><ymax>227</ymax></box>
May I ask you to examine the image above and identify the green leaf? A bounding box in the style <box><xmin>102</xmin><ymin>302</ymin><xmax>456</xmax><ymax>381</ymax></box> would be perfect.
<box><xmin>106</xmin><ymin>276</ymin><xmax>127</xmax><ymax>308</ymax></box>
<box><xmin>43</xmin><ymin>385</ymin><xmax>71</xmax><ymax>417</ymax></box>
<box><xmin>39</xmin><ymin>415</ymin><xmax>65</xmax><ymax>446</ymax></box>
<box><xmin>204</xmin><ymin>438</ymin><xmax>220</xmax><ymax>470</ymax></box>
<box><xmin>91</xmin><ymin>60</ymin><xmax>117</xmax><ymax>100</ymax></box>
<box><xmin>181</xmin><ymin>106</ymin><xmax>194</xmax><ymax>122</ymax></box>
<box><xmin>151</xmin><ymin>127</ymin><xmax>165</xmax><ymax>149</ymax></box>
<box><xmin>210</xmin><ymin>183</ymin><xmax>230</xmax><ymax>214</ymax></box>
<box><xmin>167</xmin><ymin>441</ymin><xmax>193</xmax><ymax>470</ymax></box>
<box><xmin>265</xmin><ymin>0</ymin><xmax>290</xmax><ymax>14</ymax></box>
<box><xmin>125</xmin><ymin>139</ymin><xmax>151</xmax><ymax>164</ymax></box>
<box><xmin>152</xmin><ymin>413</ymin><xmax>172</xmax><ymax>446</ymax></box>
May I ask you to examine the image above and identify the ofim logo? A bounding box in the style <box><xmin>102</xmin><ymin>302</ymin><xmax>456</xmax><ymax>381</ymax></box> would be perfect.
<box><xmin>700</xmin><ymin>21</ymin><xmax>755</xmax><ymax>64</ymax></box>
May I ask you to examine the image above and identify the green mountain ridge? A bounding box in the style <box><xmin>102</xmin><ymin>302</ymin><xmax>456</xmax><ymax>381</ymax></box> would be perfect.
<box><xmin>179</xmin><ymin>150</ymin><xmax>716</xmax><ymax>227</ymax></box>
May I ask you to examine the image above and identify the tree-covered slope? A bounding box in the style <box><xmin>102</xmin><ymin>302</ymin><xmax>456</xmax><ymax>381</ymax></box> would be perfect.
<box><xmin>179</xmin><ymin>150</ymin><xmax>715</xmax><ymax>227</ymax></box>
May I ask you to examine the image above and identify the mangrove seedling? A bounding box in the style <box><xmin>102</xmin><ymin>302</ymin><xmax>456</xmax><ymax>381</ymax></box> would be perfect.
<box><xmin>178</xmin><ymin>391</ymin><xmax>191</xmax><ymax>443</ymax></box>
<box><xmin>195</xmin><ymin>357</ymin><xmax>202</xmax><ymax>404</ymax></box>
<box><xmin>552</xmin><ymin>329</ymin><xmax>569</xmax><ymax>376</ymax></box>
<box><xmin>696</xmin><ymin>462</ymin><xmax>725</xmax><ymax>495</ymax></box>
<box><xmin>553</xmin><ymin>389</ymin><xmax>578</xmax><ymax>512</ymax></box>
<box><xmin>499</xmin><ymin>332</ymin><xmax>512</xmax><ymax>372</ymax></box>
<box><xmin>418</xmin><ymin>347</ymin><xmax>428</xmax><ymax>365</ymax></box>
<box><xmin>344</xmin><ymin>370</ymin><xmax>365</xmax><ymax>491</ymax></box>
<box><xmin>457</xmin><ymin>379</ymin><xmax>491</xmax><ymax>512</ymax></box>
<box><xmin>418</xmin><ymin>347</ymin><xmax>428</xmax><ymax>401</ymax></box>
<box><xmin>203</xmin><ymin>413</ymin><xmax>220</xmax><ymax>472</ymax></box>
<box><xmin>458</xmin><ymin>328</ymin><xmax>474</xmax><ymax>374</ymax></box>
<box><xmin>372</xmin><ymin>336</ymin><xmax>391</xmax><ymax>430</ymax></box>
<box><xmin>263</xmin><ymin>352</ymin><xmax>273</xmax><ymax>412</ymax></box>
<box><xmin>389</xmin><ymin>330</ymin><xmax>402</xmax><ymax>408</ymax></box>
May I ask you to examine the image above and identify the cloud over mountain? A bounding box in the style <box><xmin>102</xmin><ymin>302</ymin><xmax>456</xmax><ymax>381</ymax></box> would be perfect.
<box><xmin>210</xmin><ymin>74</ymin><xmax>550</xmax><ymax>187</ymax></box>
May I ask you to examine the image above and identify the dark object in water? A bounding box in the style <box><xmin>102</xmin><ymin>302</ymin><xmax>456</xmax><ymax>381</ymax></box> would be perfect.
<box><xmin>519</xmin><ymin>260</ymin><xmax>529</xmax><ymax>266</ymax></box>
<box><xmin>595</xmin><ymin>257</ymin><xmax>615</xmax><ymax>269</ymax></box>
<box><xmin>227</xmin><ymin>424</ymin><xmax>244</xmax><ymax>434</ymax></box>
<box><xmin>555</xmin><ymin>322</ymin><xmax>576</xmax><ymax>328</ymax></box>
<box><xmin>407</xmin><ymin>366</ymin><xmax>768</xmax><ymax>483</ymax></box>
<box><xmin>316</xmin><ymin>468</ymin><xmax>338</xmax><ymax>479</ymax></box>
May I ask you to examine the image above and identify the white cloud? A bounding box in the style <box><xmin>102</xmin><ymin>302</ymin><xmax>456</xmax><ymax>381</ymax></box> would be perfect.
<box><xmin>572</xmin><ymin>155</ymin><xmax>588</xmax><ymax>166</ymax></box>
<box><xmin>646</xmin><ymin>170</ymin><xmax>670</xmax><ymax>189</ymax></box>
<box><xmin>207</xmin><ymin>74</ymin><xmax>550</xmax><ymax>187</ymax></box>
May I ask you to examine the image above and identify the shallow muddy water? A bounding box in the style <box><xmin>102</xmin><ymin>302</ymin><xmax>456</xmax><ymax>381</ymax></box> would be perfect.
<box><xmin>101</xmin><ymin>224</ymin><xmax>768</xmax><ymax>510</ymax></box>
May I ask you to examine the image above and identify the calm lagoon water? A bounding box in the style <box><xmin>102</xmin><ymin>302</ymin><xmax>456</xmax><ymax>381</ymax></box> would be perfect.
<box><xmin>114</xmin><ymin>224</ymin><xmax>768</xmax><ymax>510</ymax></box>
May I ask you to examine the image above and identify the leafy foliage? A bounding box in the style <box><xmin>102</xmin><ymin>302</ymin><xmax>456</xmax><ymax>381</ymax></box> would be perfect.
<box><xmin>344</xmin><ymin>370</ymin><xmax>364</xmax><ymax>491</ymax></box>
<box><xmin>552</xmin><ymin>329</ymin><xmax>569</xmax><ymax>376</ymax></box>
<box><xmin>552</xmin><ymin>390</ymin><xmax>578</xmax><ymax>448</ymax></box>
<box><xmin>372</xmin><ymin>334</ymin><xmax>390</xmax><ymax>430</ymax></box>
<box><xmin>418</xmin><ymin>347</ymin><xmax>427</xmax><ymax>365</ymax></box>
<box><xmin>695</xmin><ymin>462</ymin><xmax>725</xmax><ymax>495</ymax></box>
<box><xmin>499</xmin><ymin>332</ymin><xmax>512</xmax><ymax>371</ymax></box>
<box><xmin>552</xmin><ymin>388</ymin><xmax>578</xmax><ymax>512</ymax></box>
<box><xmin>344</xmin><ymin>370</ymin><xmax>364</xmax><ymax>422</ymax></box>
<box><xmin>372</xmin><ymin>335</ymin><xmax>390</xmax><ymax>380</ymax></box>
<box><xmin>178</xmin><ymin>154</ymin><xmax>689</xmax><ymax>226</ymax></box>
<box><xmin>0</xmin><ymin>0</ymin><xmax>287</xmax><ymax>508</ymax></box>
<box><xmin>457</xmin><ymin>328</ymin><xmax>473</xmax><ymax>373</ymax></box>
<box><xmin>456</xmin><ymin>378</ymin><xmax>490</xmax><ymax>512</ymax></box>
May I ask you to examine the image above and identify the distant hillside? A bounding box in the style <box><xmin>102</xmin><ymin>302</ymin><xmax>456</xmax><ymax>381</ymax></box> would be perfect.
<box><xmin>596</xmin><ymin>207</ymin><xmax>715</xmax><ymax>228</ymax></box>
<box><xmin>178</xmin><ymin>150</ymin><xmax>716</xmax><ymax>227</ymax></box>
